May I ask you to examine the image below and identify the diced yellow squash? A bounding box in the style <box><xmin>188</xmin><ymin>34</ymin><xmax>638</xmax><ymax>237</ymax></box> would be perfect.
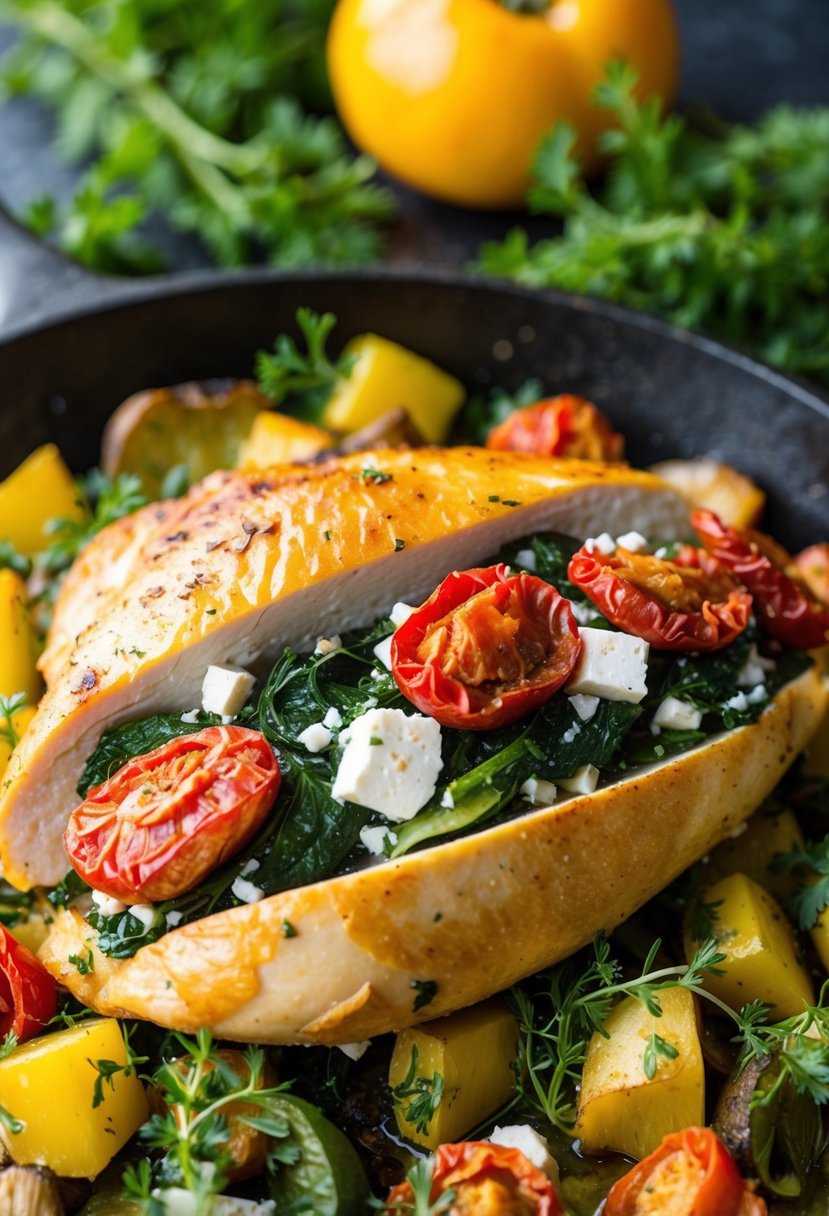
<box><xmin>575</xmin><ymin>987</ymin><xmax>704</xmax><ymax>1161</ymax></box>
<box><xmin>9</xmin><ymin>909</ymin><xmax>50</xmax><ymax>956</ymax></box>
<box><xmin>685</xmin><ymin>873</ymin><xmax>813</xmax><ymax>1018</ymax></box>
<box><xmin>0</xmin><ymin>1018</ymin><xmax>149</xmax><ymax>1177</ymax></box>
<box><xmin>0</xmin><ymin>705</ymin><xmax>35</xmax><ymax>781</ymax></box>
<box><xmin>389</xmin><ymin>999</ymin><xmax>518</xmax><ymax>1149</ymax></box>
<box><xmin>0</xmin><ymin>444</ymin><xmax>85</xmax><ymax>556</ymax></box>
<box><xmin>0</xmin><ymin>569</ymin><xmax>41</xmax><ymax>704</ymax></box>
<box><xmin>650</xmin><ymin>458</ymin><xmax>765</xmax><ymax>529</ymax></box>
<box><xmin>237</xmin><ymin>411</ymin><xmax>333</xmax><ymax>470</ymax></box>
<box><xmin>322</xmin><ymin>334</ymin><xmax>465</xmax><ymax>443</ymax></box>
<box><xmin>701</xmin><ymin>806</ymin><xmax>805</xmax><ymax>904</ymax></box>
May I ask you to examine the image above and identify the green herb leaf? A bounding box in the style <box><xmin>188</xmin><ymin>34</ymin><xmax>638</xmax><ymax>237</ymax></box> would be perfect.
<box><xmin>255</xmin><ymin>307</ymin><xmax>356</xmax><ymax>411</ymax></box>
<box><xmin>391</xmin><ymin>1044</ymin><xmax>445</xmax><ymax>1136</ymax></box>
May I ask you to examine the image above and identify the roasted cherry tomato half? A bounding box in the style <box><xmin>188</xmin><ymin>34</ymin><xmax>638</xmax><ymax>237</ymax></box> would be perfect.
<box><xmin>567</xmin><ymin>542</ymin><xmax>752</xmax><ymax>652</ymax></box>
<box><xmin>387</xmin><ymin>1141</ymin><xmax>562</xmax><ymax>1215</ymax></box>
<box><xmin>693</xmin><ymin>510</ymin><xmax>829</xmax><ymax>649</ymax></box>
<box><xmin>64</xmin><ymin>725</ymin><xmax>281</xmax><ymax>903</ymax></box>
<box><xmin>391</xmin><ymin>564</ymin><xmax>581</xmax><ymax>731</ymax></box>
<box><xmin>0</xmin><ymin>925</ymin><xmax>57</xmax><ymax>1043</ymax></box>
<box><xmin>486</xmin><ymin>395</ymin><xmax>624</xmax><ymax>463</ymax></box>
<box><xmin>604</xmin><ymin>1126</ymin><xmax>766</xmax><ymax>1216</ymax></box>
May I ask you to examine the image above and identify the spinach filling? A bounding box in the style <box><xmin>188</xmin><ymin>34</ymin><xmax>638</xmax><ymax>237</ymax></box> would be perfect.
<box><xmin>70</xmin><ymin>531</ymin><xmax>811</xmax><ymax>960</ymax></box>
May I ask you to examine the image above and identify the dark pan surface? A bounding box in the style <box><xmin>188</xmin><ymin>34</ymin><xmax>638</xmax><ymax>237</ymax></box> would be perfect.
<box><xmin>1</xmin><ymin>268</ymin><xmax>827</xmax><ymax>547</ymax></box>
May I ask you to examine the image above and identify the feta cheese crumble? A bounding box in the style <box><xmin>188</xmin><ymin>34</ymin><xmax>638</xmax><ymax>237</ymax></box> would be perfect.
<box><xmin>359</xmin><ymin>823</ymin><xmax>397</xmax><ymax>855</ymax></box>
<box><xmin>615</xmin><ymin>531</ymin><xmax>650</xmax><ymax>553</ymax></box>
<box><xmin>566</xmin><ymin>628</ymin><xmax>650</xmax><ymax>704</ymax></box>
<box><xmin>297</xmin><ymin>722</ymin><xmax>333</xmax><ymax>753</ymax></box>
<box><xmin>201</xmin><ymin>664</ymin><xmax>256</xmax><ymax>717</ymax></box>
<box><xmin>489</xmin><ymin>1125</ymin><xmax>559</xmax><ymax>1183</ymax></box>
<box><xmin>332</xmin><ymin>708</ymin><xmax>443</xmax><ymax>821</ymax></box>
<box><xmin>390</xmin><ymin>601</ymin><xmax>417</xmax><ymax>627</ymax></box>
<box><xmin>653</xmin><ymin>696</ymin><xmax>703</xmax><ymax>731</ymax></box>
<box><xmin>558</xmin><ymin>764</ymin><xmax>600</xmax><ymax>795</ymax></box>
<box><xmin>520</xmin><ymin>777</ymin><xmax>557</xmax><ymax>805</ymax></box>
<box><xmin>231</xmin><ymin>876</ymin><xmax>265</xmax><ymax>904</ymax></box>
<box><xmin>568</xmin><ymin>693</ymin><xmax>600</xmax><ymax>722</ymax></box>
<box><xmin>315</xmin><ymin>635</ymin><xmax>342</xmax><ymax>656</ymax></box>
<box><xmin>373</xmin><ymin>635</ymin><xmax>393</xmax><ymax>671</ymax></box>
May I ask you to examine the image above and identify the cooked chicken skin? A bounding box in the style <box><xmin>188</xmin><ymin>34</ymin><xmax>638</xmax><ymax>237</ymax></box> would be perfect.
<box><xmin>0</xmin><ymin>447</ymin><xmax>690</xmax><ymax>889</ymax></box>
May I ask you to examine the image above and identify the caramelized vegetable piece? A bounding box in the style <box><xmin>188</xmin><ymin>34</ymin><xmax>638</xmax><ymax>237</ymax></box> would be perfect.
<box><xmin>389</xmin><ymin>1000</ymin><xmax>518</xmax><ymax>1149</ymax></box>
<box><xmin>387</xmin><ymin>1141</ymin><xmax>563</xmax><ymax>1215</ymax></box>
<box><xmin>792</xmin><ymin>543</ymin><xmax>829</xmax><ymax>606</ymax></box>
<box><xmin>0</xmin><ymin>445</ymin><xmax>85</xmax><ymax>556</ymax></box>
<box><xmin>0</xmin><ymin>1165</ymin><xmax>64</xmax><ymax>1216</ymax></box>
<box><xmin>321</xmin><ymin>334</ymin><xmax>464</xmax><ymax>442</ymax></box>
<box><xmin>487</xmin><ymin>395</ymin><xmax>624</xmax><ymax>462</ymax></box>
<box><xmin>0</xmin><ymin>569</ymin><xmax>41</xmax><ymax>704</ymax></box>
<box><xmin>714</xmin><ymin>1053</ymin><xmax>823</xmax><ymax>1199</ymax></box>
<box><xmin>604</xmin><ymin>1126</ymin><xmax>764</xmax><ymax>1216</ymax></box>
<box><xmin>701</xmin><ymin>807</ymin><xmax>805</xmax><ymax>904</ymax></box>
<box><xmin>158</xmin><ymin>1049</ymin><xmax>276</xmax><ymax>1182</ymax></box>
<box><xmin>0</xmin><ymin>1018</ymin><xmax>148</xmax><ymax>1177</ymax></box>
<box><xmin>575</xmin><ymin>987</ymin><xmax>704</xmax><ymax>1160</ymax></box>
<box><xmin>237</xmin><ymin>411</ymin><xmax>333</xmax><ymax>470</ymax></box>
<box><xmin>651</xmin><ymin>458</ymin><xmax>766</xmax><ymax>529</ymax></box>
<box><xmin>685</xmin><ymin>873</ymin><xmax>813</xmax><ymax>1018</ymax></box>
<box><xmin>101</xmin><ymin>379</ymin><xmax>270</xmax><ymax>498</ymax></box>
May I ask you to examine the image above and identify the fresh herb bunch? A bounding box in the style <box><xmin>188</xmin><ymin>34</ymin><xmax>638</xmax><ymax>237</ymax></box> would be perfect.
<box><xmin>255</xmin><ymin>307</ymin><xmax>356</xmax><ymax>414</ymax></box>
<box><xmin>0</xmin><ymin>0</ymin><xmax>394</xmax><ymax>271</ymax></box>
<box><xmin>122</xmin><ymin>1028</ymin><xmax>288</xmax><ymax>1214</ymax></box>
<box><xmin>478</xmin><ymin>61</ymin><xmax>829</xmax><ymax>385</ymax></box>
<box><xmin>511</xmin><ymin>932</ymin><xmax>829</xmax><ymax>1133</ymax></box>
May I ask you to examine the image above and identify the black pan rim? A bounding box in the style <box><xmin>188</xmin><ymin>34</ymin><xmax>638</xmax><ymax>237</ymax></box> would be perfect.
<box><xmin>2</xmin><ymin>262</ymin><xmax>828</xmax><ymax>423</ymax></box>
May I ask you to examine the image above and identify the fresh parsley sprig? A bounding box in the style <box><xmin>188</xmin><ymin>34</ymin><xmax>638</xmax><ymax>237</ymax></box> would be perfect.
<box><xmin>773</xmin><ymin>838</ymin><xmax>829</xmax><ymax>930</ymax></box>
<box><xmin>41</xmin><ymin>468</ymin><xmax>148</xmax><ymax>573</ymax></box>
<box><xmin>391</xmin><ymin>1044</ymin><xmax>445</xmax><ymax>1137</ymax></box>
<box><xmin>1</xmin><ymin>0</ymin><xmax>393</xmax><ymax>271</ymax></box>
<box><xmin>255</xmin><ymin>307</ymin><xmax>356</xmax><ymax>407</ymax></box>
<box><xmin>478</xmin><ymin>61</ymin><xmax>829</xmax><ymax>386</ymax></box>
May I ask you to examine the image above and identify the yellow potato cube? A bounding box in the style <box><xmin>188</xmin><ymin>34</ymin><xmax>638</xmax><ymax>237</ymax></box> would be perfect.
<box><xmin>322</xmin><ymin>334</ymin><xmax>465</xmax><ymax>443</ymax></box>
<box><xmin>0</xmin><ymin>1018</ymin><xmax>149</xmax><ymax>1177</ymax></box>
<box><xmin>575</xmin><ymin>987</ymin><xmax>704</xmax><ymax>1161</ymax></box>
<box><xmin>0</xmin><ymin>569</ymin><xmax>41</xmax><ymax>704</ymax></box>
<box><xmin>0</xmin><ymin>444</ymin><xmax>85</xmax><ymax>556</ymax></box>
<box><xmin>238</xmin><ymin>411</ymin><xmax>333</xmax><ymax>470</ymax></box>
<box><xmin>389</xmin><ymin>1000</ymin><xmax>518</xmax><ymax>1149</ymax></box>
<box><xmin>686</xmin><ymin>872</ymin><xmax>813</xmax><ymax>1018</ymax></box>
<box><xmin>701</xmin><ymin>806</ymin><xmax>805</xmax><ymax>904</ymax></box>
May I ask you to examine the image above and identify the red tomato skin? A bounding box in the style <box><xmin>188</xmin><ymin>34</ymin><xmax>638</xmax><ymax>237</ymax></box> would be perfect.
<box><xmin>0</xmin><ymin>926</ymin><xmax>57</xmax><ymax>1042</ymax></box>
<box><xmin>604</xmin><ymin>1127</ymin><xmax>748</xmax><ymax>1216</ymax></box>
<box><xmin>390</xmin><ymin>564</ymin><xmax>581</xmax><ymax>731</ymax></box>
<box><xmin>387</xmin><ymin>1140</ymin><xmax>562</xmax><ymax>1215</ymax></box>
<box><xmin>65</xmin><ymin>726</ymin><xmax>281</xmax><ymax>903</ymax></box>
<box><xmin>486</xmin><ymin>394</ymin><xmax>624</xmax><ymax>462</ymax></box>
<box><xmin>567</xmin><ymin>544</ymin><xmax>751</xmax><ymax>652</ymax></box>
<box><xmin>693</xmin><ymin>510</ymin><xmax>829</xmax><ymax>649</ymax></box>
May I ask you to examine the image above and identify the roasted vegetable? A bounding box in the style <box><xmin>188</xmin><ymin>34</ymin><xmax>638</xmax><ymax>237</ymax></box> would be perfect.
<box><xmin>237</xmin><ymin>412</ymin><xmax>333</xmax><ymax>470</ymax></box>
<box><xmin>685</xmin><ymin>873</ymin><xmax>813</xmax><ymax>1018</ymax></box>
<box><xmin>389</xmin><ymin>1000</ymin><xmax>518</xmax><ymax>1150</ymax></box>
<box><xmin>264</xmin><ymin>1094</ymin><xmax>369</xmax><ymax>1215</ymax></box>
<box><xmin>101</xmin><ymin>379</ymin><xmax>270</xmax><ymax>497</ymax></box>
<box><xmin>0</xmin><ymin>1018</ymin><xmax>148</xmax><ymax>1177</ymax></box>
<box><xmin>321</xmin><ymin>334</ymin><xmax>464</xmax><ymax>443</ymax></box>
<box><xmin>650</xmin><ymin>459</ymin><xmax>765</xmax><ymax>529</ymax></box>
<box><xmin>701</xmin><ymin>806</ymin><xmax>806</xmax><ymax>904</ymax></box>
<box><xmin>714</xmin><ymin>1052</ymin><xmax>824</xmax><ymax>1198</ymax></box>
<box><xmin>574</xmin><ymin>987</ymin><xmax>704</xmax><ymax>1160</ymax></box>
<box><xmin>0</xmin><ymin>1165</ymin><xmax>64</xmax><ymax>1216</ymax></box>
<box><xmin>0</xmin><ymin>570</ymin><xmax>40</xmax><ymax>705</ymax></box>
<box><xmin>0</xmin><ymin>445</ymin><xmax>84</xmax><ymax>556</ymax></box>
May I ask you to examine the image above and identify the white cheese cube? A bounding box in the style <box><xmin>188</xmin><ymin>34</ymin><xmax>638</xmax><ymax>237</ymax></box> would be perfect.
<box><xmin>373</xmin><ymin>635</ymin><xmax>393</xmax><ymax>670</ymax></box>
<box><xmin>489</xmin><ymin>1125</ymin><xmax>559</xmax><ymax>1183</ymax></box>
<box><xmin>558</xmin><ymin>764</ymin><xmax>599</xmax><ymax>795</ymax></box>
<box><xmin>323</xmin><ymin>705</ymin><xmax>343</xmax><ymax>730</ymax></box>
<box><xmin>737</xmin><ymin>643</ymin><xmax>777</xmax><ymax>687</ymax></box>
<box><xmin>91</xmin><ymin>889</ymin><xmax>127</xmax><ymax>918</ymax></box>
<box><xmin>566</xmin><ymin>628</ymin><xmax>650</xmax><ymax>704</ymax></box>
<box><xmin>584</xmin><ymin>532</ymin><xmax>616</xmax><ymax>555</ymax></box>
<box><xmin>359</xmin><ymin>823</ymin><xmax>396</xmax><ymax>855</ymax></box>
<box><xmin>128</xmin><ymin>903</ymin><xmax>157</xmax><ymax>930</ymax></box>
<box><xmin>568</xmin><ymin>693</ymin><xmax>600</xmax><ymax>722</ymax></box>
<box><xmin>180</xmin><ymin>708</ymin><xmax>200</xmax><ymax>724</ymax></box>
<box><xmin>390</xmin><ymin>601</ymin><xmax>417</xmax><ymax>627</ymax></box>
<box><xmin>520</xmin><ymin>777</ymin><xmax>557</xmax><ymax>806</ymax></box>
<box><xmin>514</xmin><ymin>548</ymin><xmax>537</xmax><ymax>571</ymax></box>
<box><xmin>231</xmin><ymin>876</ymin><xmax>265</xmax><ymax>904</ymax></box>
<box><xmin>332</xmin><ymin>708</ymin><xmax>443</xmax><ymax>822</ymax></box>
<box><xmin>615</xmin><ymin>531</ymin><xmax>650</xmax><ymax>553</ymax></box>
<box><xmin>653</xmin><ymin>696</ymin><xmax>703</xmax><ymax>731</ymax></box>
<box><xmin>297</xmin><ymin>722</ymin><xmax>333</xmax><ymax>752</ymax></box>
<box><xmin>201</xmin><ymin>664</ymin><xmax>256</xmax><ymax>717</ymax></box>
<box><xmin>337</xmin><ymin>1040</ymin><xmax>372</xmax><ymax>1062</ymax></box>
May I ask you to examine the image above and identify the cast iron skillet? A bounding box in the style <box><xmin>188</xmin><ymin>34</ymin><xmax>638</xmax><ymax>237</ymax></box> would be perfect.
<box><xmin>0</xmin><ymin>209</ymin><xmax>827</xmax><ymax>547</ymax></box>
